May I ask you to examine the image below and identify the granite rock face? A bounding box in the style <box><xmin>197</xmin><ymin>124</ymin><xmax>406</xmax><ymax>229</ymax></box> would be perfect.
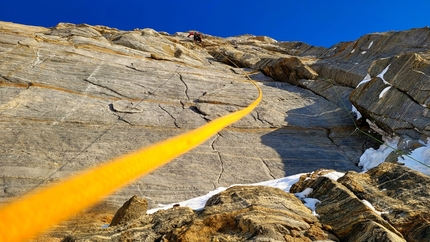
<box><xmin>0</xmin><ymin>21</ymin><xmax>371</xmax><ymax>208</ymax></box>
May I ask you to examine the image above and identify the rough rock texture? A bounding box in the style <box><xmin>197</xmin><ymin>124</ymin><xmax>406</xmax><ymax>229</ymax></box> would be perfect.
<box><xmin>291</xmin><ymin>163</ymin><xmax>430</xmax><ymax>242</ymax></box>
<box><xmin>350</xmin><ymin>52</ymin><xmax>430</xmax><ymax>139</ymax></box>
<box><xmin>61</xmin><ymin>186</ymin><xmax>336</xmax><ymax>241</ymax></box>
<box><xmin>59</xmin><ymin>163</ymin><xmax>430</xmax><ymax>241</ymax></box>
<box><xmin>0</xmin><ymin>21</ymin><xmax>374</xmax><ymax>208</ymax></box>
<box><xmin>1</xmin><ymin>21</ymin><xmax>430</xmax><ymax>241</ymax></box>
<box><xmin>109</xmin><ymin>195</ymin><xmax>148</xmax><ymax>226</ymax></box>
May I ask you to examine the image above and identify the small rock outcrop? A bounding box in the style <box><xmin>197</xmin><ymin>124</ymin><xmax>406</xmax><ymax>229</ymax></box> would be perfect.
<box><xmin>62</xmin><ymin>163</ymin><xmax>430</xmax><ymax>241</ymax></box>
<box><xmin>63</xmin><ymin>186</ymin><xmax>336</xmax><ymax>241</ymax></box>
<box><xmin>109</xmin><ymin>195</ymin><xmax>148</xmax><ymax>226</ymax></box>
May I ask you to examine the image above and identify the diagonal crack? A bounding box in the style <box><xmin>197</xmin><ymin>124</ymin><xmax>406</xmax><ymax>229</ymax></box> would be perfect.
<box><xmin>260</xmin><ymin>159</ymin><xmax>276</xmax><ymax>179</ymax></box>
<box><xmin>113</xmin><ymin>113</ymin><xmax>133</xmax><ymax>125</ymax></box>
<box><xmin>159</xmin><ymin>104</ymin><xmax>179</xmax><ymax>128</ymax></box>
<box><xmin>83</xmin><ymin>78</ymin><xmax>130</xmax><ymax>99</ymax></box>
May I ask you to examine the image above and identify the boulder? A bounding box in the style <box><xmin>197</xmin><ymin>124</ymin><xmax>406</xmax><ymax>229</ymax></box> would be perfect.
<box><xmin>109</xmin><ymin>195</ymin><xmax>148</xmax><ymax>226</ymax></box>
<box><xmin>253</xmin><ymin>56</ymin><xmax>319</xmax><ymax>85</ymax></box>
<box><xmin>182</xmin><ymin>186</ymin><xmax>334</xmax><ymax>241</ymax></box>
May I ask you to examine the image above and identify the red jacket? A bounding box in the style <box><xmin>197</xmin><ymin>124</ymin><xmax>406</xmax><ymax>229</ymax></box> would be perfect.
<box><xmin>188</xmin><ymin>31</ymin><xmax>201</xmax><ymax>37</ymax></box>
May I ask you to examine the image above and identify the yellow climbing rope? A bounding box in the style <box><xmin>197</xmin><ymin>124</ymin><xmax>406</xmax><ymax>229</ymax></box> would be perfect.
<box><xmin>0</xmin><ymin>74</ymin><xmax>262</xmax><ymax>242</ymax></box>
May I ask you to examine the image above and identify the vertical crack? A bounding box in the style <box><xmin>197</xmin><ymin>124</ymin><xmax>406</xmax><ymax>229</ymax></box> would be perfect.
<box><xmin>211</xmin><ymin>134</ymin><xmax>224</xmax><ymax>188</ymax></box>
<box><xmin>178</xmin><ymin>74</ymin><xmax>190</xmax><ymax>100</ymax></box>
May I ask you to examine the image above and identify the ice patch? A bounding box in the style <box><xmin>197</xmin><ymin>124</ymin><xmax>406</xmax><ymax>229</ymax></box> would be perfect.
<box><xmin>368</xmin><ymin>41</ymin><xmax>374</xmax><ymax>49</ymax></box>
<box><xmin>295</xmin><ymin>188</ymin><xmax>320</xmax><ymax>216</ymax></box>
<box><xmin>360</xmin><ymin>136</ymin><xmax>430</xmax><ymax>175</ymax></box>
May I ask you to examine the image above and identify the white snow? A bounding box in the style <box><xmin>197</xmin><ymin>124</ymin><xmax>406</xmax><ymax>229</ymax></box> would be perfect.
<box><xmin>303</xmin><ymin>198</ymin><xmax>320</xmax><ymax>216</ymax></box>
<box><xmin>362</xmin><ymin>199</ymin><xmax>388</xmax><ymax>215</ymax></box>
<box><xmin>361</xmin><ymin>51</ymin><xmax>367</xmax><ymax>54</ymax></box>
<box><xmin>397</xmin><ymin>140</ymin><xmax>430</xmax><ymax>175</ymax></box>
<box><xmin>359</xmin><ymin>136</ymin><xmax>430</xmax><ymax>176</ymax></box>
<box><xmin>294</xmin><ymin>188</ymin><xmax>321</xmax><ymax>215</ymax></box>
<box><xmin>147</xmin><ymin>173</ymin><xmax>304</xmax><ymax>214</ymax></box>
<box><xmin>356</xmin><ymin>73</ymin><xmax>372</xmax><ymax>88</ymax></box>
<box><xmin>145</xmin><ymin>126</ymin><xmax>430</xmax><ymax>219</ymax></box>
<box><xmin>295</xmin><ymin>188</ymin><xmax>313</xmax><ymax>199</ymax></box>
<box><xmin>379</xmin><ymin>86</ymin><xmax>391</xmax><ymax>99</ymax></box>
<box><xmin>351</xmin><ymin>49</ymin><xmax>355</xmax><ymax>53</ymax></box>
<box><xmin>368</xmin><ymin>41</ymin><xmax>374</xmax><ymax>49</ymax></box>
<box><xmin>359</xmin><ymin>136</ymin><xmax>399</xmax><ymax>171</ymax></box>
<box><xmin>376</xmin><ymin>64</ymin><xmax>391</xmax><ymax>85</ymax></box>
<box><xmin>322</xmin><ymin>171</ymin><xmax>344</xmax><ymax>181</ymax></box>
<box><xmin>146</xmin><ymin>132</ymin><xmax>430</xmax><ymax>215</ymax></box>
<box><xmin>146</xmin><ymin>172</ymin><xmax>345</xmax><ymax>215</ymax></box>
<box><xmin>351</xmin><ymin>105</ymin><xmax>362</xmax><ymax>120</ymax></box>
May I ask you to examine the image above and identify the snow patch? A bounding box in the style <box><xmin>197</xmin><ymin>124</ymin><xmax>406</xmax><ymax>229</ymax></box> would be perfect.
<box><xmin>303</xmin><ymin>198</ymin><xmax>320</xmax><ymax>216</ymax></box>
<box><xmin>147</xmin><ymin>174</ymin><xmax>304</xmax><ymax>214</ymax></box>
<box><xmin>352</xmin><ymin>105</ymin><xmax>362</xmax><ymax>120</ymax></box>
<box><xmin>377</xmin><ymin>64</ymin><xmax>391</xmax><ymax>84</ymax></box>
<box><xmin>357</xmin><ymin>73</ymin><xmax>372</xmax><ymax>88</ymax></box>
<box><xmin>379</xmin><ymin>86</ymin><xmax>391</xmax><ymax>99</ymax></box>
<box><xmin>398</xmin><ymin>140</ymin><xmax>430</xmax><ymax>175</ymax></box>
<box><xmin>362</xmin><ymin>199</ymin><xmax>388</xmax><ymax>215</ymax></box>
<box><xmin>359</xmin><ymin>136</ymin><xmax>430</xmax><ymax>176</ymax></box>
<box><xmin>295</xmin><ymin>188</ymin><xmax>320</xmax><ymax>216</ymax></box>
<box><xmin>359</xmin><ymin>136</ymin><xmax>399</xmax><ymax>171</ymax></box>
<box><xmin>295</xmin><ymin>188</ymin><xmax>313</xmax><ymax>199</ymax></box>
<box><xmin>368</xmin><ymin>41</ymin><xmax>374</xmax><ymax>49</ymax></box>
<box><xmin>322</xmin><ymin>171</ymin><xmax>344</xmax><ymax>181</ymax></box>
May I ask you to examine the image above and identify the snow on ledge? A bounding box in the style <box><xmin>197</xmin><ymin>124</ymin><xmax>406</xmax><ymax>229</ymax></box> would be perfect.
<box><xmin>359</xmin><ymin>136</ymin><xmax>430</xmax><ymax>175</ymax></box>
<box><xmin>376</xmin><ymin>64</ymin><xmax>391</xmax><ymax>85</ymax></box>
<box><xmin>379</xmin><ymin>86</ymin><xmax>391</xmax><ymax>99</ymax></box>
<box><xmin>356</xmin><ymin>73</ymin><xmax>372</xmax><ymax>88</ymax></box>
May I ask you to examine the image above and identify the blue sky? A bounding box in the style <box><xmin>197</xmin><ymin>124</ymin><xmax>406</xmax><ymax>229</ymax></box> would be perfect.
<box><xmin>3</xmin><ymin>1</ymin><xmax>429</xmax><ymax>47</ymax></box>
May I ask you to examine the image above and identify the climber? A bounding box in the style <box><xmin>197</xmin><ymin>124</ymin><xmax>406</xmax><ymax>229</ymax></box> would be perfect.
<box><xmin>188</xmin><ymin>31</ymin><xmax>203</xmax><ymax>43</ymax></box>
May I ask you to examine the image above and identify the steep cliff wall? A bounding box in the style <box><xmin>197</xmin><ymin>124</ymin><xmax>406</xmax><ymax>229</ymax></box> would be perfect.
<box><xmin>1</xmin><ymin>21</ymin><xmax>430</xmax><ymax>242</ymax></box>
